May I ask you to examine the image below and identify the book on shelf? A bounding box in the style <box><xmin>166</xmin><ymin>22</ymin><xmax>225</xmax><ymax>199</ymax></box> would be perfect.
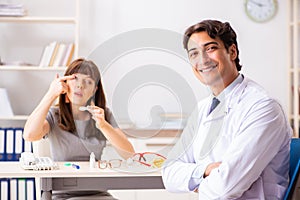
<box><xmin>39</xmin><ymin>41</ymin><xmax>58</xmax><ymax>67</ymax></box>
<box><xmin>39</xmin><ymin>42</ymin><xmax>75</xmax><ymax>67</ymax></box>
<box><xmin>0</xmin><ymin>4</ymin><xmax>26</xmax><ymax>17</ymax></box>
<box><xmin>48</xmin><ymin>42</ymin><xmax>60</xmax><ymax>66</ymax></box>
<box><xmin>63</xmin><ymin>43</ymin><xmax>75</xmax><ymax>66</ymax></box>
<box><xmin>52</xmin><ymin>43</ymin><xmax>66</xmax><ymax>66</ymax></box>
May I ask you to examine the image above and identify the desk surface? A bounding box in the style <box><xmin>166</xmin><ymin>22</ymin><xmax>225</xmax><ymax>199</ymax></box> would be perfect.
<box><xmin>0</xmin><ymin>161</ymin><xmax>165</xmax><ymax>200</ymax></box>
<box><xmin>124</xmin><ymin>128</ymin><xmax>182</xmax><ymax>138</ymax></box>
<box><xmin>0</xmin><ymin>161</ymin><xmax>162</xmax><ymax>178</ymax></box>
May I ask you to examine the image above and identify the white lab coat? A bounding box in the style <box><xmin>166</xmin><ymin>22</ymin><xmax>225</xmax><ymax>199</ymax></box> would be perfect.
<box><xmin>162</xmin><ymin>76</ymin><xmax>292</xmax><ymax>200</ymax></box>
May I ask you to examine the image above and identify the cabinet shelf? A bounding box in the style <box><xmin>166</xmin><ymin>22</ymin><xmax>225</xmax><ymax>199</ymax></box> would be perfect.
<box><xmin>0</xmin><ymin>16</ymin><xmax>77</xmax><ymax>24</ymax></box>
<box><xmin>289</xmin><ymin>68</ymin><xmax>300</xmax><ymax>73</ymax></box>
<box><xmin>0</xmin><ymin>115</ymin><xmax>28</xmax><ymax>121</ymax></box>
<box><xmin>288</xmin><ymin>0</ymin><xmax>300</xmax><ymax>137</ymax></box>
<box><xmin>289</xmin><ymin>21</ymin><xmax>300</xmax><ymax>26</ymax></box>
<box><xmin>0</xmin><ymin>65</ymin><xmax>66</xmax><ymax>71</ymax></box>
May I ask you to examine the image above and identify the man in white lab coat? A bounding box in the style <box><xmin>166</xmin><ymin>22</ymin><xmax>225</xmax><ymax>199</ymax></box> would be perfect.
<box><xmin>162</xmin><ymin>19</ymin><xmax>292</xmax><ymax>199</ymax></box>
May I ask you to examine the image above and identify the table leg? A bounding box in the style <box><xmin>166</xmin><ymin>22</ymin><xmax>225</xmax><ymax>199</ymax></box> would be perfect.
<box><xmin>40</xmin><ymin>178</ymin><xmax>52</xmax><ymax>200</ymax></box>
<box><xmin>35</xmin><ymin>177</ymin><xmax>41</xmax><ymax>200</ymax></box>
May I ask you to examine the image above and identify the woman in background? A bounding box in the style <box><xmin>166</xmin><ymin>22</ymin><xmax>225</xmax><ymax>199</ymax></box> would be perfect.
<box><xmin>24</xmin><ymin>58</ymin><xmax>135</xmax><ymax>199</ymax></box>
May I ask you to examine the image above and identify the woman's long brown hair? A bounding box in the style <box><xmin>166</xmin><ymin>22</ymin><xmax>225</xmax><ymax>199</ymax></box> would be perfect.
<box><xmin>58</xmin><ymin>58</ymin><xmax>107</xmax><ymax>133</ymax></box>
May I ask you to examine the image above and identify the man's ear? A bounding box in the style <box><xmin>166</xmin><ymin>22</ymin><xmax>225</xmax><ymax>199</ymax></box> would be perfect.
<box><xmin>229</xmin><ymin>44</ymin><xmax>237</xmax><ymax>60</ymax></box>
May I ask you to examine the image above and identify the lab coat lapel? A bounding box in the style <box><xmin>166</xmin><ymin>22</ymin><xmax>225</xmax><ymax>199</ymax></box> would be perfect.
<box><xmin>199</xmin><ymin>102</ymin><xmax>226</xmax><ymax>159</ymax></box>
<box><xmin>204</xmin><ymin>100</ymin><xmax>227</xmax><ymax>123</ymax></box>
<box><xmin>204</xmin><ymin>75</ymin><xmax>247</xmax><ymax>123</ymax></box>
<box><xmin>198</xmin><ymin>78</ymin><xmax>247</xmax><ymax>160</ymax></box>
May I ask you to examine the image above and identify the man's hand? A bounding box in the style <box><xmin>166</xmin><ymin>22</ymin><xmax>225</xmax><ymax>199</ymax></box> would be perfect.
<box><xmin>194</xmin><ymin>161</ymin><xmax>222</xmax><ymax>193</ymax></box>
<box><xmin>204</xmin><ymin>162</ymin><xmax>222</xmax><ymax>178</ymax></box>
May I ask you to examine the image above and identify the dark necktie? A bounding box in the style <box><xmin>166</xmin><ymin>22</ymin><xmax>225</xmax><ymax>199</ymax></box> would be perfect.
<box><xmin>209</xmin><ymin>97</ymin><xmax>220</xmax><ymax>114</ymax></box>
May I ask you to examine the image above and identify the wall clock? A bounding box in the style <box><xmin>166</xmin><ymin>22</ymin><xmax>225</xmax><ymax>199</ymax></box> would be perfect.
<box><xmin>244</xmin><ymin>0</ymin><xmax>278</xmax><ymax>23</ymax></box>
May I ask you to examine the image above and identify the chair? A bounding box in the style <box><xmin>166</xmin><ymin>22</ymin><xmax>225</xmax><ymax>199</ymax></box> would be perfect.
<box><xmin>283</xmin><ymin>138</ymin><xmax>300</xmax><ymax>200</ymax></box>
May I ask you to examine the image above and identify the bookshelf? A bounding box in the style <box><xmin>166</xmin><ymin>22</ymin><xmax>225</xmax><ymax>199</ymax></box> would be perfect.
<box><xmin>0</xmin><ymin>66</ymin><xmax>66</xmax><ymax>71</ymax></box>
<box><xmin>0</xmin><ymin>0</ymin><xmax>79</xmax><ymax>71</ymax></box>
<box><xmin>288</xmin><ymin>0</ymin><xmax>300</xmax><ymax>137</ymax></box>
<box><xmin>0</xmin><ymin>1</ymin><xmax>79</xmax><ymax>123</ymax></box>
<box><xmin>0</xmin><ymin>16</ymin><xmax>77</xmax><ymax>23</ymax></box>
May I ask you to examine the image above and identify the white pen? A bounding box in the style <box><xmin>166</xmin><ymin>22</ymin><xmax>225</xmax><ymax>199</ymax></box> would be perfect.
<box><xmin>79</xmin><ymin>106</ymin><xmax>89</xmax><ymax>111</ymax></box>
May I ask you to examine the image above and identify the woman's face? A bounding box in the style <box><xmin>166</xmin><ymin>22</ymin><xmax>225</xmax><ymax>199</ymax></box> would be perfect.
<box><xmin>66</xmin><ymin>73</ymin><xmax>97</xmax><ymax>106</ymax></box>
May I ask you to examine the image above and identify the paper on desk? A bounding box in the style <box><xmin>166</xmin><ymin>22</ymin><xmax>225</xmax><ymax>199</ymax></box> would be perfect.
<box><xmin>0</xmin><ymin>88</ymin><xmax>14</xmax><ymax>117</ymax></box>
<box><xmin>112</xmin><ymin>161</ymin><xmax>161</xmax><ymax>174</ymax></box>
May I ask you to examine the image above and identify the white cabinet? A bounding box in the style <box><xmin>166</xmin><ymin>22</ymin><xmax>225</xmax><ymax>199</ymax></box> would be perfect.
<box><xmin>0</xmin><ymin>1</ymin><xmax>79</xmax><ymax>125</ymax></box>
<box><xmin>0</xmin><ymin>1</ymin><xmax>79</xmax><ymax>67</ymax></box>
<box><xmin>288</xmin><ymin>0</ymin><xmax>300</xmax><ymax>137</ymax></box>
<box><xmin>288</xmin><ymin>0</ymin><xmax>298</xmax><ymax>137</ymax></box>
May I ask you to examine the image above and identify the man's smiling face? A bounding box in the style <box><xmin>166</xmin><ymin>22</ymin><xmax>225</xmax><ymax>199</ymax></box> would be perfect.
<box><xmin>187</xmin><ymin>31</ymin><xmax>238</xmax><ymax>95</ymax></box>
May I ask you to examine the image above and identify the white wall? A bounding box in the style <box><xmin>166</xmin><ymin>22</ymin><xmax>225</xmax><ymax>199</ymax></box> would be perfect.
<box><xmin>0</xmin><ymin>0</ymin><xmax>288</xmax><ymax>128</ymax></box>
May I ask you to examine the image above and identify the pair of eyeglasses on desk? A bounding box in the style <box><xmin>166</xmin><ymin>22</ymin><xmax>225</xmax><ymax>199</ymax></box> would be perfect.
<box><xmin>97</xmin><ymin>152</ymin><xmax>167</xmax><ymax>169</ymax></box>
<box><xmin>127</xmin><ymin>152</ymin><xmax>166</xmax><ymax>168</ymax></box>
<box><xmin>98</xmin><ymin>159</ymin><xmax>122</xmax><ymax>169</ymax></box>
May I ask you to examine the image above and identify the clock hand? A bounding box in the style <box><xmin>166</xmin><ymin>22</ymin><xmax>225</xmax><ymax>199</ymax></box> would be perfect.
<box><xmin>249</xmin><ymin>0</ymin><xmax>265</xmax><ymax>7</ymax></box>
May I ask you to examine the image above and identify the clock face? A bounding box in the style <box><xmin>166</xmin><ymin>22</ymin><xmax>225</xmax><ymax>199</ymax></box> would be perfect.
<box><xmin>245</xmin><ymin>0</ymin><xmax>278</xmax><ymax>23</ymax></box>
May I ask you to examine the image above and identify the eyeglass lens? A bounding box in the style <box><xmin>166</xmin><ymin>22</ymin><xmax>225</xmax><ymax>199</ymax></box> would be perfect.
<box><xmin>98</xmin><ymin>159</ymin><xmax>122</xmax><ymax>169</ymax></box>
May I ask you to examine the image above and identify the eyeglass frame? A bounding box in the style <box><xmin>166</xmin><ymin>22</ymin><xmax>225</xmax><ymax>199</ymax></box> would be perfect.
<box><xmin>130</xmin><ymin>152</ymin><xmax>166</xmax><ymax>167</ymax></box>
<box><xmin>97</xmin><ymin>159</ymin><xmax>122</xmax><ymax>169</ymax></box>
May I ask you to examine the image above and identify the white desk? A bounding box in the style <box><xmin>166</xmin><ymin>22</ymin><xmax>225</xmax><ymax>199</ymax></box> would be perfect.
<box><xmin>0</xmin><ymin>161</ymin><xmax>164</xmax><ymax>200</ymax></box>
